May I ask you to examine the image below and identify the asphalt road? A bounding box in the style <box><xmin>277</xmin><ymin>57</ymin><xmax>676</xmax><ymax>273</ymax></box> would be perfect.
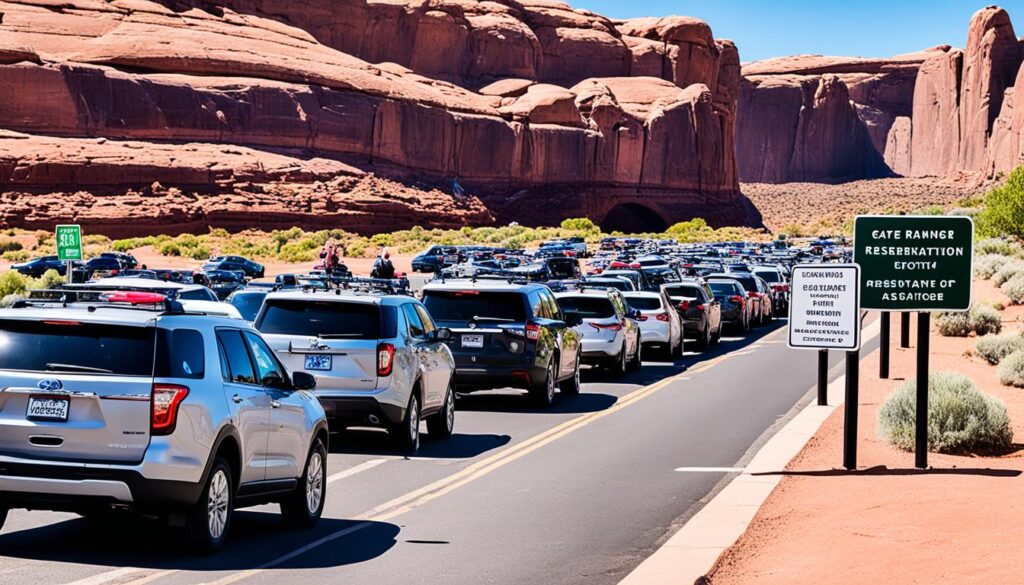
<box><xmin>0</xmin><ymin>316</ymin><xmax>876</xmax><ymax>585</ymax></box>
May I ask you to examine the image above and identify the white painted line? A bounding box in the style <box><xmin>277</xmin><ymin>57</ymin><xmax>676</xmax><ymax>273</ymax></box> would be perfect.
<box><xmin>64</xmin><ymin>567</ymin><xmax>146</xmax><ymax>585</ymax></box>
<box><xmin>327</xmin><ymin>458</ymin><xmax>386</xmax><ymax>484</ymax></box>
<box><xmin>674</xmin><ymin>467</ymin><xmax>744</xmax><ymax>473</ymax></box>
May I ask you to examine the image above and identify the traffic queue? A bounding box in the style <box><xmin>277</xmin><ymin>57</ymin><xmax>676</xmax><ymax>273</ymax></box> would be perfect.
<box><xmin>0</xmin><ymin>235</ymin><xmax>849</xmax><ymax>550</ymax></box>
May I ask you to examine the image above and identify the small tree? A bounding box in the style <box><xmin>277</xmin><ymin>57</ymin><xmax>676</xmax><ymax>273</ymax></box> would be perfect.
<box><xmin>978</xmin><ymin>166</ymin><xmax>1024</xmax><ymax>239</ymax></box>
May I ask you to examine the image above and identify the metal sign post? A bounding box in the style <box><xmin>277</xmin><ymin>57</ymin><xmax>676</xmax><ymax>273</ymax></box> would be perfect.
<box><xmin>879</xmin><ymin>312</ymin><xmax>890</xmax><ymax>379</ymax></box>
<box><xmin>900</xmin><ymin>312</ymin><xmax>911</xmax><ymax>348</ymax></box>
<box><xmin>854</xmin><ymin>215</ymin><xmax>974</xmax><ymax>469</ymax></box>
<box><xmin>55</xmin><ymin>224</ymin><xmax>83</xmax><ymax>284</ymax></box>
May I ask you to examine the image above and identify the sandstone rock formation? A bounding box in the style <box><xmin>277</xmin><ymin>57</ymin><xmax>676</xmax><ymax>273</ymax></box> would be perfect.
<box><xmin>0</xmin><ymin>0</ymin><xmax>753</xmax><ymax>235</ymax></box>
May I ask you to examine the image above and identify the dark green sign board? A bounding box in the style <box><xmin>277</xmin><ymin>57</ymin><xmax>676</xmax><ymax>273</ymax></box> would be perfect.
<box><xmin>853</xmin><ymin>215</ymin><xmax>974</xmax><ymax>311</ymax></box>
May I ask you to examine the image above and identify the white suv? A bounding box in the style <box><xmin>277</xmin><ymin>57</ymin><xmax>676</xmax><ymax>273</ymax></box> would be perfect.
<box><xmin>555</xmin><ymin>288</ymin><xmax>642</xmax><ymax>376</ymax></box>
<box><xmin>0</xmin><ymin>290</ymin><xmax>328</xmax><ymax>551</ymax></box>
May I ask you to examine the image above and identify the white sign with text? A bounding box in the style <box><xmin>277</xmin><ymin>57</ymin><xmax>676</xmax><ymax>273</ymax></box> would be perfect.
<box><xmin>788</xmin><ymin>264</ymin><xmax>861</xmax><ymax>351</ymax></box>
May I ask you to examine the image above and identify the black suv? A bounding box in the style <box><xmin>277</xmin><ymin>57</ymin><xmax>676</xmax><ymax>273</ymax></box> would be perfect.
<box><xmin>203</xmin><ymin>256</ymin><xmax>264</xmax><ymax>279</ymax></box>
<box><xmin>421</xmin><ymin>279</ymin><xmax>583</xmax><ymax>406</ymax></box>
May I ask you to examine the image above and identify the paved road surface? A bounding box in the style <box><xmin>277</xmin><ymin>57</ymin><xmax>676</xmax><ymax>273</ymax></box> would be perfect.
<box><xmin>0</xmin><ymin>317</ymin><xmax>877</xmax><ymax>585</ymax></box>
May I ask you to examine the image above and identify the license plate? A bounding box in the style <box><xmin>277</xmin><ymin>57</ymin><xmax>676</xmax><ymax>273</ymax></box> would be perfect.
<box><xmin>304</xmin><ymin>354</ymin><xmax>332</xmax><ymax>371</ymax></box>
<box><xmin>27</xmin><ymin>396</ymin><xmax>69</xmax><ymax>422</ymax></box>
<box><xmin>461</xmin><ymin>334</ymin><xmax>484</xmax><ymax>348</ymax></box>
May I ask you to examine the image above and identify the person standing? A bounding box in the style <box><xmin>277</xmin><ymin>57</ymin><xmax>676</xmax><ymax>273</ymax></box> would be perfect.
<box><xmin>371</xmin><ymin>247</ymin><xmax>395</xmax><ymax>279</ymax></box>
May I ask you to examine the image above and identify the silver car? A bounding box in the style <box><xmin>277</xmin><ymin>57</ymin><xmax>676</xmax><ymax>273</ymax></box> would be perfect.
<box><xmin>255</xmin><ymin>290</ymin><xmax>456</xmax><ymax>452</ymax></box>
<box><xmin>0</xmin><ymin>290</ymin><xmax>329</xmax><ymax>552</ymax></box>
<box><xmin>623</xmin><ymin>291</ymin><xmax>684</xmax><ymax>359</ymax></box>
<box><xmin>555</xmin><ymin>288</ymin><xmax>642</xmax><ymax>376</ymax></box>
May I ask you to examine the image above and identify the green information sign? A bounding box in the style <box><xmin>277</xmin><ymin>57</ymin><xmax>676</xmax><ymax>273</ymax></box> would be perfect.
<box><xmin>853</xmin><ymin>215</ymin><xmax>974</xmax><ymax>311</ymax></box>
<box><xmin>55</xmin><ymin>224</ymin><xmax>83</xmax><ymax>261</ymax></box>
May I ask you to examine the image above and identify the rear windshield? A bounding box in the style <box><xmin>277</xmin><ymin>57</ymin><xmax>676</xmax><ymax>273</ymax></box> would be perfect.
<box><xmin>709</xmin><ymin>282</ymin><xmax>740</xmax><ymax>297</ymax></box>
<box><xmin>257</xmin><ymin>300</ymin><xmax>391</xmax><ymax>339</ymax></box>
<box><xmin>753</xmin><ymin>270</ymin><xmax>781</xmax><ymax>283</ymax></box>
<box><xmin>626</xmin><ymin>296</ymin><xmax>662</xmax><ymax>311</ymax></box>
<box><xmin>423</xmin><ymin>291</ymin><xmax>527</xmax><ymax>323</ymax></box>
<box><xmin>557</xmin><ymin>296</ymin><xmax>615</xmax><ymax>318</ymax></box>
<box><xmin>588</xmin><ymin>279</ymin><xmax>632</xmax><ymax>292</ymax></box>
<box><xmin>664</xmin><ymin>285</ymin><xmax>704</xmax><ymax>299</ymax></box>
<box><xmin>230</xmin><ymin>292</ymin><xmax>266</xmax><ymax>321</ymax></box>
<box><xmin>643</xmin><ymin>268</ymin><xmax>680</xmax><ymax>286</ymax></box>
<box><xmin>726</xmin><ymin>276</ymin><xmax>757</xmax><ymax>292</ymax></box>
<box><xmin>0</xmin><ymin>319</ymin><xmax>156</xmax><ymax>376</ymax></box>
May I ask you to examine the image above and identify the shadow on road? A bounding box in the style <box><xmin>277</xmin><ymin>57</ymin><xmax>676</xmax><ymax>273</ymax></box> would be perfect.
<box><xmin>0</xmin><ymin>513</ymin><xmax>398</xmax><ymax>570</ymax></box>
<box><xmin>332</xmin><ymin>430</ymin><xmax>511</xmax><ymax>458</ymax></box>
<box><xmin>455</xmin><ymin>391</ymin><xmax>618</xmax><ymax>415</ymax></box>
<box><xmin>755</xmin><ymin>465</ymin><xmax>1022</xmax><ymax>478</ymax></box>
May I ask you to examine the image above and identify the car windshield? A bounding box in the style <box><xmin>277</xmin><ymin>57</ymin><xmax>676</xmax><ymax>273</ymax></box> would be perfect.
<box><xmin>422</xmin><ymin>291</ymin><xmax>526</xmax><ymax>323</ymax></box>
<box><xmin>257</xmin><ymin>300</ymin><xmax>383</xmax><ymax>339</ymax></box>
<box><xmin>642</xmin><ymin>268</ymin><xmax>680</xmax><ymax>286</ymax></box>
<box><xmin>0</xmin><ymin>319</ymin><xmax>156</xmax><ymax>376</ymax></box>
<box><xmin>664</xmin><ymin>285</ymin><xmax>703</xmax><ymax>299</ymax></box>
<box><xmin>626</xmin><ymin>296</ymin><xmax>662</xmax><ymax>311</ymax></box>
<box><xmin>557</xmin><ymin>296</ymin><xmax>615</xmax><ymax>318</ymax></box>
<box><xmin>230</xmin><ymin>292</ymin><xmax>266</xmax><ymax>321</ymax></box>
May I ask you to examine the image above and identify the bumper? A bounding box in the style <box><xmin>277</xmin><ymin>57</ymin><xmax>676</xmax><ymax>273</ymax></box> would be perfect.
<box><xmin>720</xmin><ymin>307</ymin><xmax>744</xmax><ymax>323</ymax></box>
<box><xmin>452</xmin><ymin>363</ymin><xmax>544</xmax><ymax>391</ymax></box>
<box><xmin>682</xmin><ymin>319</ymin><xmax>705</xmax><ymax>337</ymax></box>
<box><xmin>639</xmin><ymin>324</ymin><xmax>670</xmax><ymax>344</ymax></box>
<box><xmin>580</xmin><ymin>337</ymin><xmax>623</xmax><ymax>361</ymax></box>
<box><xmin>317</xmin><ymin>396</ymin><xmax>404</xmax><ymax>428</ymax></box>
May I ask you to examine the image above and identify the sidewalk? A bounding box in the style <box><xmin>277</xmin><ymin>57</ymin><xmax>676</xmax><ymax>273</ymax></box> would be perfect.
<box><xmin>707</xmin><ymin>279</ymin><xmax>1024</xmax><ymax>584</ymax></box>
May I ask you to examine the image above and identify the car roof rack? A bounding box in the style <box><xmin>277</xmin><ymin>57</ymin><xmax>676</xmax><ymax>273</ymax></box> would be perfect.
<box><xmin>14</xmin><ymin>288</ymin><xmax>186</xmax><ymax>314</ymax></box>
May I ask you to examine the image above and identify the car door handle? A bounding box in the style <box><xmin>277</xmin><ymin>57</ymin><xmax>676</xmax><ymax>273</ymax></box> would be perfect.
<box><xmin>271</xmin><ymin>400</ymin><xmax>281</xmax><ymax>408</ymax></box>
<box><xmin>232</xmin><ymin>394</ymin><xmax>243</xmax><ymax>404</ymax></box>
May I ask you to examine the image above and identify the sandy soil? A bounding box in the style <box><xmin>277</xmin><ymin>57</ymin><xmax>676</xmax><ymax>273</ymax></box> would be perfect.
<box><xmin>744</xmin><ymin>176</ymin><xmax>991</xmax><ymax>233</ymax></box>
<box><xmin>708</xmin><ymin>278</ymin><xmax>1024</xmax><ymax>584</ymax></box>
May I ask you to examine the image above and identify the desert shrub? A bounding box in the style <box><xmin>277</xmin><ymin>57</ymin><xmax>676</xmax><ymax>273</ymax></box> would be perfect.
<box><xmin>1002</xmin><ymin>273</ymin><xmax>1024</xmax><ymax>305</ymax></box>
<box><xmin>0</xmin><ymin>240</ymin><xmax>22</xmax><ymax>253</ymax></box>
<box><xmin>0</xmin><ymin>271</ymin><xmax>29</xmax><ymax>299</ymax></box>
<box><xmin>560</xmin><ymin>217</ymin><xmax>598</xmax><ymax>232</ymax></box>
<box><xmin>998</xmin><ymin>350</ymin><xmax>1024</xmax><ymax>387</ymax></box>
<box><xmin>970</xmin><ymin>304</ymin><xmax>1003</xmax><ymax>335</ymax></box>
<box><xmin>918</xmin><ymin>204</ymin><xmax>945</xmax><ymax>215</ymax></box>
<box><xmin>936</xmin><ymin>312</ymin><xmax>971</xmax><ymax>336</ymax></box>
<box><xmin>184</xmin><ymin>244</ymin><xmax>210</xmax><ymax>260</ymax></box>
<box><xmin>2</xmin><ymin>250</ymin><xmax>29</xmax><ymax>262</ymax></box>
<box><xmin>157</xmin><ymin>242</ymin><xmax>182</xmax><ymax>257</ymax></box>
<box><xmin>878</xmin><ymin>371</ymin><xmax>1013</xmax><ymax>453</ymax></box>
<box><xmin>976</xmin><ymin>332</ymin><xmax>1024</xmax><ymax>365</ymax></box>
<box><xmin>974</xmin><ymin>254</ymin><xmax>1007</xmax><ymax>279</ymax></box>
<box><xmin>948</xmin><ymin>207</ymin><xmax>981</xmax><ymax>218</ymax></box>
<box><xmin>977</xmin><ymin>166</ymin><xmax>1024</xmax><ymax>239</ymax></box>
<box><xmin>975</xmin><ymin>237</ymin><xmax>1023</xmax><ymax>257</ymax></box>
<box><xmin>36</xmin><ymin>269</ymin><xmax>64</xmax><ymax>290</ymax></box>
<box><xmin>992</xmin><ymin>261</ymin><xmax>1024</xmax><ymax>286</ymax></box>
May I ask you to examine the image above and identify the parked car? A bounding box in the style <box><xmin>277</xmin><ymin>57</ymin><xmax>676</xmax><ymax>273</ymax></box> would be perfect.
<box><xmin>256</xmin><ymin>290</ymin><xmax>455</xmax><ymax>451</ymax></box>
<box><xmin>73</xmin><ymin>277</ymin><xmax>220</xmax><ymax>302</ymax></box>
<box><xmin>623</xmin><ymin>291</ymin><xmax>684</xmax><ymax>359</ymax></box>
<box><xmin>705</xmin><ymin>273</ymin><xmax>773</xmax><ymax>325</ymax></box>
<box><xmin>555</xmin><ymin>288</ymin><xmax>642</xmax><ymax>375</ymax></box>
<box><xmin>752</xmin><ymin>266</ymin><xmax>790</xmax><ymax>313</ymax></box>
<box><xmin>0</xmin><ymin>290</ymin><xmax>328</xmax><ymax>551</ymax></box>
<box><xmin>706</xmin><ymin>278</ymin><xmax>753</xmax><ymax>333</ymax></box>
<box><xmin>204</xmin><ymin>256</ymin><xmax>264</xmax><ymax>279</ymax></box>
<box><xmin>411</xmin><ymin>246</ymin><xmax>461</xmax><ymax>273</ymax></box>
<box><xmin>11</xmin><ymin>256</ymin><xmax>78</xmax><ymax>277</ymax></box>
<box><xmin>422</xmin><ymin>280</ymin><xmax>582</xmax><ymax>405</ymax></box>
<box><xmin>83</xmin><ymin>255</ymin><xmax>124</xmax><ymax>278</ymax></box>
<box><xmin>99</xmin><ymin>251</ymin><xmax>139</xmax><ymax>270</ymax></box>
<box><xmin>206</xmin><ymin>270</ymin><xmax>247</xmax><ymax>300</ymax></box>
<box><xmin>662</xmin><ymin>281</ymin><xmax>723</xmax><ymax>349</ymax></box>
<box><xmin>227</xmin><ymin>288</ymin><xmax>268</xmax><ymax>321</ymax></box>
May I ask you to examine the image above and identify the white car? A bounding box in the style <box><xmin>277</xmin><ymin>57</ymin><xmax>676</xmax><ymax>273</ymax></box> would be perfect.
<box><xmin>623</xmin><ymin>291</ymin><xmax>684</xmax><ymax>359</ymax></box>
<box><xmin>555</xmin><ymin>289</ymin><xmax>642</xmax><ymax>376</ymax></box>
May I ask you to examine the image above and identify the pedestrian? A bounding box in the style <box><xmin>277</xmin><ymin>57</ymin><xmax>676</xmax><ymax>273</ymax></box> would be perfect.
<box><xmin>371</xmin><ymin>247</ymin><xmax>396</xmax><ymax>279</ymax></box>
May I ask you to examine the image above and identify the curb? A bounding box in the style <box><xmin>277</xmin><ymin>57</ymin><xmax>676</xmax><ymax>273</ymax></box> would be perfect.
<box><xmin>619</xmin><ymin>318</ymin><xmax>883</xmax><ymax>585</ymax></box>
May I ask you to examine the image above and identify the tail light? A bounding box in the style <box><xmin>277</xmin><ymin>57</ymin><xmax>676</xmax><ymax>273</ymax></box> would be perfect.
<box><xmin>748</xmin><ymin>292</ymin><xmax>760</xmax><ymax>298</ymax></box>
<box><xmin>377</xmin><ymin>343</ymin><xmax>396</xmax><ymax>376</ymax></box>
<box><xmin>678</xmin><ymin>300</ymin><xmax>690</xmax><ymax>311</ymax></box>
<box><xmin>629</xmin><ymin>263</ymin><xmax>642</xmax><ymax>269</ymax></box>
<box><xmin>656</xmin><ymin>313</ymin><xmax>670</xmax><ymax>322</ymax></box>
<box><xmin>694</xmin><ymin>304</ymin><xmax>706</xmax><ymax>312</ymax></box>
<box><xmin>590</xmin><ymin>322</ymin><xmax>623</xmax><ymax>331</ymax></box>
<box><xmin>526</xmin><ymin>322</ymin><xmax>541</xmax><ymax>340</ymax></box>
<box><xmin>152</xmin><ymin>384</ymin><xmax>189</xmax><ymax>435</ymax></box>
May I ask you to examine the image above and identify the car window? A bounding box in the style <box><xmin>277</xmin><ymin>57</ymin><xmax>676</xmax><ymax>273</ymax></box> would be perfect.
<box><xmin>664</xmin><ymin>285</ymin><xmax>705</xmax><ymax>300</ymax></box>
<box><xmin>703</xmin><ymin>284</ymin><xmax>715</xmax><ymax>300</ymax></box>
<box><xmin>403</xmin><ymin>303</ymin><xmax>426</xmax><ymax>338</ymax></box>
<box><xmin>230</xmin><ymin>292</ymin><xmax>265</xmax><ymax>321</ymax></box>
<box><xmin>414</xmin><ymin>304</ymin><xmax>437</xmax><ymax>335</ymax></box>
<box><xmin>541</xmin><ymin>290</ymin><xmax>562</xmax><ymax>320</ymax></box>
<box><xmin>257</xmin><ymin>299</ymin><xmax>382</xmax><ymax>339</ymax></box>
<box><xmin>0</xmin><ymin>319</ymin><xmax>156</xmax><ymax>376</ymax></box>
<box><xmin>217</xmin><ymin>330</ymin><xmax>256</xmax><ymax>385</ymax></box>
<box><xmin>155</xmin><ymin>328</ymin><xmax>205</xmax><ymax>379</ymax></box>
<box><xmin>244</xmin><ymin>331</ymin><xmax>288</xmax><ymax>387</ymax></box>
<box><xmin>558</xmin><ymin>296</ymin><xmax>615</xmax><ymax>318</ymax></box>
<box><xmin>528</xmin><ymin>291</ymin><xmax>545</xmax><ymax>318</ymax></box>
<box><xmin>180</xmin><ymin>288</ymin><xmax>217</xmax><ymax>302</ymax></box>
<box><xmin>626</xmin><ymin>296</ymin><xmax>662</xmax><ymax>310</ymax></box>
<box><xmin>422</xmin><ymin>290</ymin><xmax>527</xmax><ymax>323</ymax></box>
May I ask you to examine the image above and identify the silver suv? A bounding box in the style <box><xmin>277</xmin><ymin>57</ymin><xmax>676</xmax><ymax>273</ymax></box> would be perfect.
<box><xmin>255</xmin><ymin>290</ymin><xmax>456</xmax><ymax>452</ymax></box>
<box><xmin>0</xmin><ymin>290</ymin><xmax>329</xmax><ymax>551</ymax></box>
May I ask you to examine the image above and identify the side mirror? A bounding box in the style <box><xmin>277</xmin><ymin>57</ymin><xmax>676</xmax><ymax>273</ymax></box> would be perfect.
<box><xmin>292</xmin><ymin>371</ymin><xmax>317</xmax><ymax>391</ymax></box>
<box><xmin>434</xmin><ymin>327</ymin><xmax>452</xmax><ymax>341</ymax></box>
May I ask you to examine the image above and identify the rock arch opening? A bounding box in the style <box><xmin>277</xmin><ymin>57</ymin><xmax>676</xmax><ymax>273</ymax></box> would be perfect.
<box><xmin>599</xmin><ymin>203</ymin><xmax>668</xmax><ymax>233</ymax></box>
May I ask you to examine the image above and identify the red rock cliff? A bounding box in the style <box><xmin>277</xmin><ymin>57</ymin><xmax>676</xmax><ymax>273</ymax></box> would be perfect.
<box><xmin>0</xmin><ymin>0</ymin><xmax>752</xmax><ymax>236</ymax></box>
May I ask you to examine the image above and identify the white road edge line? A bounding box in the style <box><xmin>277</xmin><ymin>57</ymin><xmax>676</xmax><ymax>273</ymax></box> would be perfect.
<box><xmin>327</xmin><ymin>458</ymin><xmax>387</xmax><ymax>484</ymax></box>
<box><xmin>620</xmin><ymin>317</ymin><xmax>883</xmax><ymax>585</ymax></box>
<box><xmin>674</xmin><ymin>467</ymin><xmax>745</xmax><ymax>473</ymax></box>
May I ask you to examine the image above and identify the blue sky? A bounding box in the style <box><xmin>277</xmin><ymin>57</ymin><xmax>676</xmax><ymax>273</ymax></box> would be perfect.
<box><xmin>572</xmin><ymin>1</ymin><xmax>1024</xmax><ymax>62</ymax></box>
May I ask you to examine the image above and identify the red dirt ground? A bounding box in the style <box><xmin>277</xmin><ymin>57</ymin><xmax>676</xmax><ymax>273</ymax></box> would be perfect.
<box><xmin>707</xmin><ymin>278</ymin><xmax>1024</xmax><ymax>584</ymax></box>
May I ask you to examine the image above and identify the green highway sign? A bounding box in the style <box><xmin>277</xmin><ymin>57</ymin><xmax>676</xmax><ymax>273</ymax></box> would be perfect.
<box><xmin>55</xmin><ymin>224</ymin><xmax>83</xmax><ymax>261</ymax></box>
<box><xmin>853</xmin><ymin>215</ymin><xmax>974</xmax><ymax>311</ymax></box>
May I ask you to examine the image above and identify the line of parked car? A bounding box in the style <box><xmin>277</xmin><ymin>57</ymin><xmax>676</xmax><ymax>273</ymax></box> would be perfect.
<box><xmin>0</xmin><ymin>235</ymin><xmax>850</xmax><ymax>551</ymax></box>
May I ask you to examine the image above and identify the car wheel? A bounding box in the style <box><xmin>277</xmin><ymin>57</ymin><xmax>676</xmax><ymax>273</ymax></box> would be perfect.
<box><xmin>559</xmin><ymin>353</ymin><xmax>581</xmax><ymax>396</ymax></box>
<box><xmin>281</xmin><ymin>438</ymin><xmax>327</xmax><ymax>528</ymax></box>
<box><xmin>187</xmin><ymin>457</ymin><xmax>232</xmax><ymax>553</ymax></box>
<box><xmin>530</xmin><ymin>359</ymin><xmax>557</xmax><ymax>406</ymax></box>
<box><xmin>612</xmin><ymin>344</ymin><xmax>628</xmax><ymax>376</ymax></box>
<box><xmin>426</xmin><ymin>386</ymin><xmax>456</xmax><ymax>439</ymax></box>
<box><xmin>697</xmin><ymin>325</ymin><xmax>710</xmax><ymax>350</ymax></box>
<box><xmin>0</xmin><ymin>507</ymin><xmax>8</xmax><ymax>533</ymax></box>
<box><xmin>711</xmin><ymin>325</ymin><xmax>722</xmax><ymax>345</ymax></box>
<box><xmin>393</xmin><ymin>393</ymin><xmax>421</xmax><ymax>452</ymax></box>
<box><xmin>742</xmin><ymin>313</ymin><xmax>750</xmax><ymax>333</ymax></box>
<box><xmin>628</xmin><ymin>337</ymin><xmax>642</xmax><ymax>371</ymax></box>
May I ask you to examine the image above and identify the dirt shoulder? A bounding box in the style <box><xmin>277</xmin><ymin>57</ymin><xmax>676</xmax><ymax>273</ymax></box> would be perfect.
<box><xmin>707</xmin><ymin>278</ymin><xmax>1024</xmax><ymax>584</ymax></box>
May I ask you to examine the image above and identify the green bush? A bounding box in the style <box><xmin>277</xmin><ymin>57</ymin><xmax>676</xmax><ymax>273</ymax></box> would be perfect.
<box><xmin>976</xmin><ymin>332</ymin><xmax>1024</xmax><ymax>365</ymax></box>
<box><xmin>998</xmin><ymin>350</ymin><xmax>1024</xmax><ymax>387</ymax></box>
<box><xmin>560</xmin><ymin>217</ymin><xmax>598</xmax><ymax>232</ymax></box>
<box><xmin>0</xmin><ymin>240</ymin><xmax>23</xmax><ymax>253</ymax></box>
<box><xmin>2</xmin><ymin>250</ymin><xmax>29</xmax><ymax>262</ymax></box>
<box><xmin>1002</xmin><ymin>273</ymin><xmax>1024</xmax><ymax>305</ymax></box>
<box><xmin>970</xmin><ymin>304</ymin><xmax>1003</xmax><ymax>335</ymax></box>
<box><xmin>878</xmin><ymin>371</ymin><xmax>1013</xmax><ymax>454</ymax></box>
<box><xmin>0</xmin><ymin>271</ymin><xmax>29</xmax><ymax>299</ymax></box>
<box><xmin>975</xmin><ymin>237</ymin><xmax>1023</xmax><ymax>257</ymax></box>
<box><xmin>992</xmin><ymin>261</ymin><xmax>1024</xmax><ymax>286</ymax></box>
<box><xmin>977</xmin><ymin>166</ymin><xmax>1024</xmax><ymax>239</ymax></box>
<box><xmin>937</xmin><ymin>312</ymin><xmax>971</xmax><ymax>336</ymax></box>
<box><xmin>975</xmin><ymin>254</ymin><xmax>1008</xmax><ymax>279</ymax></box>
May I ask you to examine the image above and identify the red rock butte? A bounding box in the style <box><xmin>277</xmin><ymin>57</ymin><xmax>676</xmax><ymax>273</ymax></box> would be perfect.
<box><xmin>0</xmin><ymin>0</ymin><xmax>757</xmax><ymax>236</ymax></box>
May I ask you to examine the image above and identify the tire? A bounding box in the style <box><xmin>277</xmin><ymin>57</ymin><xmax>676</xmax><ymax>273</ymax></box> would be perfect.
<box><xmin>186</xmin><ymin>457</ymin><xmax>233</xmax><ymax>553</ymax></box>
<box><xmin>674</xmin><ymin>333</ymin><xmax>684</xmax><ymax>358</ymax></box>
<box><xmin>530</xmin><ymin>359</ymin><xmax>557</xmax><ymax>406</ymax></box>
<box><xmin>627</xmin><ymin>337</ymin><xmax>642</xmax><ymax>371</ymax></box>
<box><xmin>559</xmin><ymin>353</ymin><xmax>581</xmax><ymax>396</ymax></box>
<box><xmin>393</xmin><ymin>393</ymin><xmax>421</xmax><ymax>452</ymax></box>
<box><xmin>697</xmin><ymin>325</ymin><xmax>710</xmax><ymax>350</ymax></box>
<box><xmin>611</xmin><ymin>344</ymin><xmax>628</xmax><ymax>376</ymax></box>
<box><xmin>0</xmin><ymin>507</ymin><xmax>8</xmax><ymax>533</ymax></box>
<box><xmin>742</xmin><ymin>313</ymin><xmax>750</xmax><ymax>333</ymax></box>
<box><xmin>711</xmin><ymin>324</ymin><xmax>722</xmax><ymax>345</ymax></box>
<box><xmin>281</xmin><ymin>438</ymin><xmax>327</xmax><ymax>528</ymax></box>
<box><xmin>426</xmin><ymin>386</ymin><xmax>456</xmax><ymax>439</ymax></box>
